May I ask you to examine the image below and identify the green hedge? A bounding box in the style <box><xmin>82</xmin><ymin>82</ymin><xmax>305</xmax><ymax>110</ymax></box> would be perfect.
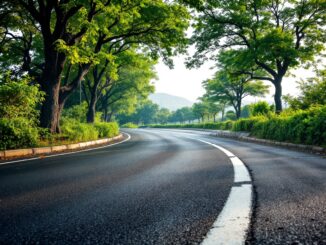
<box><xmin>149</xmin><ymin>105</ymin><xmax>326</xmax><ymax>146</ymax></box>
<box><xmin>121</xmin><ymin>122</ymin><xmax>138</xmax><ymax>128</ymax></box>
<box><xmin>0</xmin><ymin>118</ymin><xmax>120</xmax><ymax>150</ymax></box>
<box><xmin>150</xmin><ymin>121</ymin><xmax>233</xmax><ymax>130</ymax></box>
<box><xmin>0</xmin><ymin>118</ymin><xmax>39</xmax><ymax>150</ymax></box>
<box><xmin>250</xmin><ymin>106</ymin><xmax>326</xmax><ymax>146</ymax></box>
<box><xmin>94</xmin><ymin>122</ymin><xmax>119</xmax><ymax>138</ymax></box>
<box><xmin>61</xmin><ymin>119</ymin><xmax>119</xmax><ymax>142</ymax></box>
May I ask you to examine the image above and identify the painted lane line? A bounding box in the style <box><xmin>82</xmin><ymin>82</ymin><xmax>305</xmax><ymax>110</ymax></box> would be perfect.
<box><xmin>202</xmin><ymin>184</ymin><xmax>252</xmax><ymax>245</ymax></box>
<box><xmin>194</xmin><ymin>138</ymin><xmax>252</xmax><ymax>245</ymax></box>
<box><xmin>0</xmin><ymin>132</ymin><xmax>131</xmax><ymax>166</ymax></box>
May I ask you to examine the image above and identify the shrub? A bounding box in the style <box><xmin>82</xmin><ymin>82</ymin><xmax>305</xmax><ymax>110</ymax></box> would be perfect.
<box><xmin>60</xmin><ymin>118</ymin><xmax>119</xmax><ymax>142</ymax></box>
<box><xmin>121</xmin><ymin>122</ymin><xmax>138</xmax><ymax>128</ymax></box>
<box><xmin>94</xmin><ymin>122</ymin><xmax>119</xmax><ymax>138</ymax></box>
<box><xmin>61</xmin><ymin>118</ymin><xmax>98</xmax><ymax>142</ymax></box>
<box><xmin>150</xmin><ymin>105</ymin><xmax>326</xmax><ymax>146</ymax></box>
<box><xmin>251</xmin><ymin>101</ymin><xmax>273</xmax><ymax>116</ymax></box>
<box><xmin>250</xmin><ymin>105</ymin><xmax>326</xmax><ymax>146</ymax></box>
<box><xmin>232</xmin><ymin>116</ymin><xmax>266</xmax><ymax>132</ymax></box>
<box><xmin>0</xmin><ymin>74</ymin><xmax>44</xmax><ymax>122</ymax></box>
<box><xmin>0</xmin><ymin>118</ymin><xmax>39</xmax><ymax>150</ymax></box>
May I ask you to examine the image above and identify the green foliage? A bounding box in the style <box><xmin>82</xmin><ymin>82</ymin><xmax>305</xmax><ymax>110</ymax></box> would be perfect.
<box><xmin>0</xmin><ymin>118</ymin><xmax>39</xmax><ymax>150</ymax></box>
<box><xmin>121</xmin><ymin>123</ymin><xmax>138</xmax><ymax>128</ymax></box>
<box><xmin>186</xmin><ymin>0</ymin><xmax>326</xmax><ymax>112</ymax></box>
<box><xmin>0</xmin><ymin>74</ymin><xmax>44</xmax><ymax>122</ymax></box>
<box><xmin>192</xmin><ymin>102</ymin><xmax>209</xmax><ymax>121</ymax></box>
<box><xmin>60</xmin><ymin>118</ymin><xmax>99</xmax><ymax>142</ymax></box>
<box><xmin>151</xmin><ymin>105</ymin><xmax>326</xmax><ymax>146</ymax></box>
<box><xmin>149</xmin><ymin>120</ymin><xmax>234</xmax><ymax>130</ymax></box>
<box><xmin>251</xmin><ymin>101</ymin><xmax>273</xmax><ymax>116</ymax></box>
<box><xmin>0</xmin><ymin>74</ymin><xmax>44</xmax><ymax>150</ymax></box>
<box><xmin>251</xmin><ymin>106</ymin><xmax>326</xmax><ymax>146</ymax></box>
<box><xmin>60</xmin><ymin>110</ymin><xmax>119</xmax><ymax>142</ymax></box>
<box><xmin>284</xmin><ymin>68</ymin><xmax>326</xmax><ymax>110</ymax></box>
<box><xmin>232</xmin><ymin>116</ymin><xmax>267</xmax><ymax>132</ymax></box>
<box><xmin>155</xmin><ymin>108</ymin><xmax>171</xmax><ymax>124</ymax></box>
<box><xmin>225</xmin><ymin>111</ymin><xmax>237</xmax><ymax>121</ymax></box>
<box><xmin>94</xmin><ymin>122</ymin><xmax>119</xmax><ymax>138</ymax></box>
<box><xmin>203</xmin><ymin>69</ymin><xmax>269</xmax><ymax>118</ymax></box>
<box><xmin>118</xmin><ymin>100</ymin><xmax>159</xmax><ymax>125</ymax></box>
<box><xmin>62</xmin><ymin>102</ymin><xmax>88</xmax><ymax>123</ymax></box>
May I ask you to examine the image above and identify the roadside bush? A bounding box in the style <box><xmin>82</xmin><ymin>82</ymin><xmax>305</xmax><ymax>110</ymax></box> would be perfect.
<box><xmin>61</xmin><ymin>118</ymin><xmax>99</xmax><ymax>142</ymax></box>
<box><xmin>0</xmin><ymin>74</ymin><xmax>44</xmax><ymax>122</ymax></box>
<box><xmin>251</xmin><ymin>101</ymin><xmax>273</xmax><ymax>116</ymax></box>
<box><xmin>232</xmin><ymin>116</ymin><xmax>266</xmax><ymax>132</ymax></box>
<box><xmin>250</xmin><ymin>106</ymin><xmax>326</xmax><ymax>146</ymax></box>
<box><xmin>149</xmin><ymin>120</ymin><xmax>235</xmax><ymax>130</ymax></box>
<box><xmin>0</xmin><ymin>74</ymin><xmax>43</xmax><ymax>150</ymax></box>
<box><xmin>150</xmin><ymin>105</ymin><xmax>326</xmax><ymax>146</ymax></box>
<box><xmin>60</xmin><ymin>118</ymin><xmax>119</xmax><ymax>142</ymax></box>
<box><xmin>94</xmin><ymin>122</ymin><xmax>119</xmax><ymax>138</ymax></box>
<box><xmin>0</xmin><ymin>118</ymin><xmax>39</xmax><ymax>150</ymax></box>
<box><xmin>121</xmin><ymin>122</ymin><xmax>138</xmax><ymax>128</ymax></box>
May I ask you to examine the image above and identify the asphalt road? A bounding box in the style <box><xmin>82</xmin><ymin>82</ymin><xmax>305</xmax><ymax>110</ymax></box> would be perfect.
<box><xmin>0</xmin><ymin>128</ymin><xmax>325</xmax><ymax>244</ymax></box>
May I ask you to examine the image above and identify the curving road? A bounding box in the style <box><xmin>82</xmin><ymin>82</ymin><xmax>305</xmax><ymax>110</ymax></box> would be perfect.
<box><xmin>0</xmin><ymin>128</ymin><xmax>325</xmax><ymax>244</ymax></box>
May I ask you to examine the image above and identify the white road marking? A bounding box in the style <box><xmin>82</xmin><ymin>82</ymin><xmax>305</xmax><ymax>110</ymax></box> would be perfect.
<box><xmin>0</xmin><ymin>132</ymin><xmax>131</xmax><ymax>166</ymax></box>
<box><xmin>194</xmin><ymin>138</ymin><xmax>253</xmax><ymax>245</ymax></box>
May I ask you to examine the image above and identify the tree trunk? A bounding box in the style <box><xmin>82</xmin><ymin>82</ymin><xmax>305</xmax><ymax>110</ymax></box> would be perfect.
<box><xmin>107</xmin><ymin>112</ymin><xmax>114</xmax><ymax>122</ymax></box>
<box><xmin>87</xmin><ymin>93</ymin><xmax>97</xmax><ymax>123</ymax></box>
<box><xmin>39</xmin><ymin>46</ymin><xmax>66</xmax><ymax>133</ymax></box>
<box><xmin>40</xmin><ymin>78</ymin><xmax>61</xmax><ymax>133</ymax></box>
<box><xmin>274</xmin><ymin>78</ymin><xmax>283</xmax><ymax>114</ymax></box>
<box><xmin>235</xmin><ymin>100</ymin><xmax>242</xmax><ymax>119</ymax></box>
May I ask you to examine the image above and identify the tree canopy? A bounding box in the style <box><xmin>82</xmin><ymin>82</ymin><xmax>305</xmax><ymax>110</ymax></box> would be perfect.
<box><xmin>185</xmin><ymin>0</ymin><xmax>326</xmax><ymax>113</ymax></box>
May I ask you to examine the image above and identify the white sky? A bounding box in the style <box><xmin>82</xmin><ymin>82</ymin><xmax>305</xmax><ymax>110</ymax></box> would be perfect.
<box><xmin>153</xmin><ymin>54</ymin><xmax>315</xmax><ymax>103</ymax></box>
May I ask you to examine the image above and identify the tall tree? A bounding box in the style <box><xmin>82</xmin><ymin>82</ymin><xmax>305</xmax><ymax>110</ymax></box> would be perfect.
<box><xmin>156</xmin><ymin>108</ymin><xmax>171</xmax><ymax>124</ymax></box>
<box><xmin>95</xmin><ymin>52</ymin><xmax>156</xmax><ymax>123</ymax></box>
<box><xmin>203</xmin><ymin>71</ymin><xmax>269</xmax><ymax>119</ymax></box>
<box><xmin>14</xmin><ymin>0</ymin><xmax>189</xmax><ymax>132</ymax></box>
<box><xmin>83</xmin><ymin>50</ymin><xmax>156</xmax><ymax>123</ymax></box>
<box><xmin>185</xmin><ymin>0</ymin><xmax>326</xmax><ymax>113</ymax></box>
<box><xmin>192</xmin><ymin>102</ymin><xmax>208</xmax><ymax>122</ymax></box>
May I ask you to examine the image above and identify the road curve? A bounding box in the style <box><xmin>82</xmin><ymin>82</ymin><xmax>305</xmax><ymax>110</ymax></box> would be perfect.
<box><xmin>161</xmin><ymin>129</ymin><xmax>326</xmax><ymax>244</ymax></box>
<box><xmin>0</xmin><ymin>128</ymin><xmax>325</xmax><ymax>244</ymax></box>
<box><xmin>0</xmin><ymin>129</ymin><xmax>235</xmax><ymax>244</ymax></box>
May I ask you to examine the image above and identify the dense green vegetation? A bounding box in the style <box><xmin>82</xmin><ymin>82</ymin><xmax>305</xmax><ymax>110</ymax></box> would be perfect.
<box><xmin>0</xmin><ymin>0</ymin><xmax>325</xmax><ymax>149</ymax></box>
<box><xmin>184</xmin><ymin>0</ymin><xmax>325</xmax><ymax>113</ymax></box>
<box><xmin>150</xmin><ymin>105</ymin><xmax>326</xmax><ymax>147</ymax></box>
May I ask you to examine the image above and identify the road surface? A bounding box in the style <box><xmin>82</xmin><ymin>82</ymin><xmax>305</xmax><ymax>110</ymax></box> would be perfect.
<box><xmin>0</xmin><ymin>128</ymin><xmax>325</xmax><ymax>244</ymax></box>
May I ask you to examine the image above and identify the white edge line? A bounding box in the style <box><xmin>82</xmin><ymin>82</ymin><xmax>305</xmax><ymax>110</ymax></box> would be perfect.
<box><xmin>0</xmin><ymin>132</ymin><xmax>131</xmax><ymax>166</ymax></box>
<box><xmin>192</xmin><ymin>138</ymin><xmax>253</xmax><ymax>245</ymax></box>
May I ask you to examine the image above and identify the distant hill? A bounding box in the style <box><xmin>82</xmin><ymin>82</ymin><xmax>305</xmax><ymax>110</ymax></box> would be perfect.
<box><xmin>149</xmin><ymin>93</ymin><xmax>193</xmax><ymax>111</ymax></box>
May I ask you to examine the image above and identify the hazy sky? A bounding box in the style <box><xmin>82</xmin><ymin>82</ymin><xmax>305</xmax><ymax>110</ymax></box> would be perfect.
<box><xmin>153</xmin><ymin>54</ymin><xmax>313</xmax><ymax>103</ymax></box>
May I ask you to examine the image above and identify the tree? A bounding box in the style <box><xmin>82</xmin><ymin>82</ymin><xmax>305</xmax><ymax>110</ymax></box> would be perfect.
<box><xmin>283</xmin><ymin>68</ymin><xmax>326</xmax><ymax>110</ymax></box>
<box><xmin>83</xmin><ymin>50</ymin><xmax>156</xmax><ymax>123</ymax></box>
<box><xmin>118</xmin><ymin>100</ymin><xmax>160</xmax><ymax>125</ymax></box>
<box><xmin>203</xmin><ymin>71</ymin><xmax>269</xmax><ymax>119</ymax></box>
<box><xmin>156</xmin><ymin>108</ymin><xmax>171</xmax><ymax>124</ymax></box>
<box><xmin>185</xmin><ymin>0</ymin><xmax>326</xmax><ymax>113</ymax></box>
<box><xmin>200</xmin><ymin>95</ymin><xmax>222</xmax><ymax>122</ymax></box>
<box><xmin>181</xmin><ymin>107</ymin><xmax>195</xmax><ymax>123</ymax></box>
<box><xmin>192</xmin><ymin>102</ymin><xmax>208</xmax><ymax>122</ymax></box>
<box><xmin>12</xmin><ymin>0</ymin><xmax>189</xmax><ymax>132</ymax></box>
<box><xmin>171</xmin><ymin>107</ymin><xmax>192</xmax><ymax>123</ymax></box>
